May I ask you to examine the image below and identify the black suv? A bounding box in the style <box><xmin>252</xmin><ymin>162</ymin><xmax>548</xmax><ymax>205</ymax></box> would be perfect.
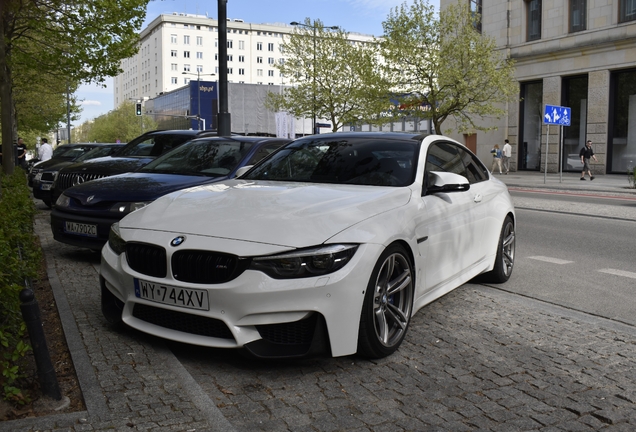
<box><xmin>51</xmin><ymin>130</ymin><xmax>213</xmax><ymax>204</ymax></box>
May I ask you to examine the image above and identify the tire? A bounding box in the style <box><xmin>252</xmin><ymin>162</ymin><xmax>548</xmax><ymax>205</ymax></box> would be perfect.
<box><xmin>101</xmin><ymin>282</ymin><xmax>124</xmax><ymax>328</ymax></box>
<box><xmin>357</xmin><ymin>244</ymin><xmax>414</xmax><ymax>359</ymax></box>
<box><xmin>481</xmin><ymin>215</ymin><xmax>515</xmax><ymax>283</ymax></box>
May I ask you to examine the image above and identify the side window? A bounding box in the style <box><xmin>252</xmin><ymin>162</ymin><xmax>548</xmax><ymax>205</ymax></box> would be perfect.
<box><xmin>425</xmin><ymin>142</ymin><xmax>467</xmax><ymax>177</ymax></box>
<box><xmin>458</xmin><ymin>148</ymin><xmax>488</xmax><ymax>184</ymax></box>
<box><xmin>247</xmin><ymin>142</ymin><xmax>286</xmax><ymax>165</ymax></box>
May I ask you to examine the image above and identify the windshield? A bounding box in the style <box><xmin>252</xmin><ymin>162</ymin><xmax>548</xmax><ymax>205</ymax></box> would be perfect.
<box><xmin>140</xmin><ymin>138</ymin><xmax>255</xmax><ymax>177</ymax></box>
<box><xmin>243</xmin><ymin>137</ymin><xmax>420</xmax><ymax>186</ymax></box>
<box><xmin>55</xmin><ymin>146</ymin><xmax>98</xmax><ymax>160</ymax></box>
<box><xmin>74</xmin><ymin>146</ymin><xmax>119</xmax><ymax>162</ymax></box>
<box><xmin>116</xmin><ymin>133</ymin><xmax>193</xmax><ymax>157</ymax></box>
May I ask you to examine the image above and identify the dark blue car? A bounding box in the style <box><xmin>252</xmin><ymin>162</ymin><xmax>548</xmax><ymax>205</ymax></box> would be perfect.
<box><xmin>51</xmin><ymin>136</ymin><xmax>289</xmax><ymax>250</ymax></box>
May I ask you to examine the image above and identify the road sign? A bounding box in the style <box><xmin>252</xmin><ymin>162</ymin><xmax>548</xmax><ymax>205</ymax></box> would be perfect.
<box><xmin>543</xmin><ymin>105</ymin><xmax>571</xmax><ymax>126</ymax></box>
<box><xmin>315</xmin><ymin>123</ymin><xmax>331</xmax><ymax>128</ymax></box>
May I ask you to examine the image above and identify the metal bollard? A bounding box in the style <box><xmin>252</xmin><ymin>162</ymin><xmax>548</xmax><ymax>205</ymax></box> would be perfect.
<box><xmin>19</xmin><ymin>287</ymin><xmax>62</xmax><ymax>400</ymax></box>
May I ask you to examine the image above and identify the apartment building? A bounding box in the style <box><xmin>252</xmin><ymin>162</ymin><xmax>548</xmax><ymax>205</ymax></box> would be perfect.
<box><xmin>114</xmin><ymin>13</ymin><xmax>374</xmax><ymax>109</ymax></box>
<box><xmin>441</xmin><ymin>0</ymin><xmax>636</xmax><ymax>174</ymax></box>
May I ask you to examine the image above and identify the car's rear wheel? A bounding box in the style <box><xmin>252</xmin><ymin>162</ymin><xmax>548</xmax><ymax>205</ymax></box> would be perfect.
<box><xmin>357</xmin><ymin>244</ymin><xmax>414</xmax><ymax>358</ymax></box>
<box><xmin>481</xmin><ymin>215</ymin><xmax>515</xmax><ymax>283</ymax></box>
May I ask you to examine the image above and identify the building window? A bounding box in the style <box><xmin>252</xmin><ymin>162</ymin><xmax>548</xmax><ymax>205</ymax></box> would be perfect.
<box><xmin>268</xmin><ymin>57</ymin><xmax>274</xmax><ymax>65</ymax></box>
<box><xmin>268</xmin><ymin>70</ymin><xmax>274</xmax><ymax>77</ymax></box>
<box><xmin>469</xmin><ymin>0</ymin><xmax>482</xmax><ymax>32</ymax></box>
<box><xmin>257</xmin><ymin>42</ymin><xmax>263</xmax><ymax>50</ymax></box>
<box><xmin>171</xmin><ymin>34</ymin><xmax>177</xmax><ymax>44</ymax></box>
<box><xmin>171</xmin><ymin>77</ymin><xmax>178</xmax><ymax>84</ymax></box>
<box><xmin>227</xmin><ymin>40</ymin><xmax>233</xmax><ymax>48</ymax></box>
<box><xmin>257</xmin><ymin>56</ymin><xmax>263</xmax><ymax>63</ymax></box>
<box><xmin>228</xmin><ymin>54</ymin><xmax>233</xmax><ymax>61</ymax></box>
<box><xmin>184</xmin><ymin>78</ymin><xmax>189</xmax><ymax>84</ymax></box>
<box><xmin>238</xmin><ymin>55</ymin><xmax>245</xmax><ymax>62</ymax></box>
<box><xmin>215</xmin><ymin>53</ymin><xmax>218</xmax><ymax>61</ymax></box>
<box><xmin>228</xmin><ymin>68</ymin><xmax>233</xmax><ymax>74</ymax></box>
<box><xmin>570</xmin><ymin>0</ymin><xmax>586</xmax><ymax>32</ymax></box>
<box><xmin>619</xmin><ymin>0</ymin><xmax>636</xmax><ymax>22</ymax></box>
<box><xmin>562</xmin><ymin>75</ymin><xmax>589</xmax><ymax>171</ymax></box>
<box><xmin>184</xmin><ymin>51</ymin><xmax>190</xmax><ymax>58</ymax></box>
<box><xmin>184</xmin><ymin>35</ymin><xmax>190</xmax><ymax>45</ymax></box>
<box><xmin>197</xmin><ymin>52</ymin><xmax>203</xmax><ymax>59</ymax></box>
<box><xmin>519</xmin><ymin>81</ymin><xmax>543</xmax><ymax>170</ymax></box>
<box><xmin>184</xmin><ymin>64</ymin><xmax>190</xmax><ymax>72</ymax></box>
<box><xmin>527</xmin><ymin>0</ymin><xmax>542</xmax><ymax>41</ymax></box>
<box><xmin>257</xmin><ymin>69</ymin><xmax>263</xmax><ymax>76</ymax></box>
<box><xmin>609</xmin><ymin>69</ymin><xmax>636</xmax><ymax>172</ymax></box>
<box><xmin>268</xmin><ymin>43</ymin><xmax>274</xmax><ymax>51</ymax></box>
<box><xmin>239</xmin><ymin>40</ymin><xmax>245</xmax><ymax>49</ymax></box>
<box><xmin>197</xmin><ymin>65</ymin><xmax>203</xmax><ymax>72</ymax></box>
<box><xmin>171</xmin><ymin>63</ymin><xmax>177</xmax><ymax>71</ymax></box>
<box><xmin>197</xmin><ymin>36</ymin><xmax>203</xmax><ymax>45</ymax></box>
<box><xmin>239</xmin><ymin>68</ymin><xmax>245</xmax><ymax>75</ymax></box>
<box><xmin>171</xmin><ymin>50</ymin><xmax>177</xmax><ymax>57</ymax></box>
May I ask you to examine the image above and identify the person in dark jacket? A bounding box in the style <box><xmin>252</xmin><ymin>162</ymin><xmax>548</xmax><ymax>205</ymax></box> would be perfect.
<box><xmin>579</xmin><ymin>140</ymin><xmax>598</xmax><ymax>180</ymax></box>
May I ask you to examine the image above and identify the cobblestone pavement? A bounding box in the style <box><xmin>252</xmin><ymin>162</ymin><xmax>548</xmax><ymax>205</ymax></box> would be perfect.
<box><xmin>4</xmin><ymin>175</ymin><xmax>636</xmax><ymax>431</ymax></box>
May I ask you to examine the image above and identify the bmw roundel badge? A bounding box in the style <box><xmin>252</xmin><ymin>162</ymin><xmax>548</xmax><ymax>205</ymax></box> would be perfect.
<box><xmin>170</xmin><ymin>236</ymin><xmax>186</xmax><ymax>247</ymax></box>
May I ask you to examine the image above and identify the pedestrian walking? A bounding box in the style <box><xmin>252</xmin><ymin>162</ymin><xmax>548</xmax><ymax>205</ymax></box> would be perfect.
<box><xmin>502</xmin><ymin>139</ymin><xmax>512</xmax><ymax>174</ymax></box>
<box><xmin>38</xmin><ymin>138</ymin><xmax>53</xmax><ymax>162</ymax></box>
<box><xmin>579</xmin><ymin>140</ymin><xmax>598</xmax><ymax>180</ymax></box>
<box><xmin>490</xmin><ymin>144</ymin><xmax>503</xmax><ymax>174</ymax></box>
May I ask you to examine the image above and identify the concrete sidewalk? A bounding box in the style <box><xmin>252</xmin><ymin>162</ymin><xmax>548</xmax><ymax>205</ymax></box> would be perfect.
<box><xmin>496</xmin><ymin>171</ymin><xmax>635</xmax><ymax>195</ymax></box>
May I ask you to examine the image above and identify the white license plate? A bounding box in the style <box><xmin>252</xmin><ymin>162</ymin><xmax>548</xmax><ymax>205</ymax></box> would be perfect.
<box><xmin>134</xmin><ymin>279</ymin><xmax>209</xmax><ymax>310</ymax></box>
<box><xmin>41</xmin><ymin>183</ymin><xmax>52</xmax><ymax>190</ymax></box>
<box><xmin>64</xmin><ymin>221</ymin><xmax>97</xmax><ymax>237</ymax></box>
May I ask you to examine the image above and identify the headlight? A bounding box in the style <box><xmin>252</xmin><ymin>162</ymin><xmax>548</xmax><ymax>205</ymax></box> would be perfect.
<box><xmin>250</xmin><ymin>244</ymin><xmax>358</xmax><ymax>279</ymax></box>
<box><xmin>55</xmin><ymin>194</ymin><xmax>71</xmax><ymax>208</ymax></box>
<box><xmin>108</xmin><ymin>222</ymin><xmax>127</xmax><ymax>255</ymax></box>
<box><xmin>109</xmin><ymin>201</ymin><xmax>152</xmax><ymax>215</ymax></box>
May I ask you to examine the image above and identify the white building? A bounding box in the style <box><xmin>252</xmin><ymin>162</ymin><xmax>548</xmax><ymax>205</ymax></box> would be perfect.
<box><xmin>114</xmin><ymin>13</ymin><xmax>374</xmax><ymax>109</ymax></box>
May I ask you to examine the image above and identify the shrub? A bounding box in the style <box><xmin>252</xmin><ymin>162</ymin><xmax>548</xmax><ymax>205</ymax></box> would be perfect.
<box><xmin>629</xmin><ymin>166</ymin><xmax>636</xmax><ymax>189</ymax></box>
<box><xmin>0</xmin><ymin>171</ymin><xmax>41</xmax><ymax>404</ymax></box>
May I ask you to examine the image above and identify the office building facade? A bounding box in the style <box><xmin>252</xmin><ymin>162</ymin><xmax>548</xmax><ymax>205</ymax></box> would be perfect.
<box><xmin>441</xmin><ymin>0</ymin><xmax>636</xmax><ymax>174</ymax></box>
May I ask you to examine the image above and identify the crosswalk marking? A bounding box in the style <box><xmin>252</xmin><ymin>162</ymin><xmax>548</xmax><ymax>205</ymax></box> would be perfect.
<box><xmin>598</xmin><ymin>269</ymin><xmax>636</xmax><ymax>280</ymax></box>
<box><xmin>528</xmin><ymin>256</ymin><xmax>573</xmax><ymax>265</ymax></box>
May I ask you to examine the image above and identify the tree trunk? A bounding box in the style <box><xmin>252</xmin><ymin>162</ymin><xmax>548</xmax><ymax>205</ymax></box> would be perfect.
<box><xmin>0</xmin><ymin>2</ymin><xmax>16</xmax><ymax>175</ymax></box>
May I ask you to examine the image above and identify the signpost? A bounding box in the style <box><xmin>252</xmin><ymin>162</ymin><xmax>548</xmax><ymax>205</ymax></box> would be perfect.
<box><xmin>543</xmin><ymin>105</ymin><xmax>571</xmax><ymax>183</ymax></box>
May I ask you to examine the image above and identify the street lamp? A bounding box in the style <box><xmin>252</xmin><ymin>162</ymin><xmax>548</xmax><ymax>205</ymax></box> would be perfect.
<box><xmin>290</xmin><ymin>21</ymin><xmax>339</xmax><ymax>134</ymax></box>
<box><xmin>182</xmin><ymin>71</ymin><xmax>216</xmax><ymax>130</ymax></box>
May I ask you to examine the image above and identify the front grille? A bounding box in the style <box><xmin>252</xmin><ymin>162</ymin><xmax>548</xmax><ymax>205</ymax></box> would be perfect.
<box><xmin>172</xmin><ymin>250</ymin><xmax>248</xmax><ymax>284</ymax></box>
<box><xmin>256</xmin><ymin>314</ymin><xmax>318</xmax><ymax>345</ymax></box>
<box><xmin>126</xmin><ymin>242</ymin><xmax>167</xmax><ymax>278</ymax></box>
<box><xmin>56</xmin><ymin>172</ymin><xmax>108</xmax><ymax>192</ymax></box>
<box><xmin>132</xmin><ymin>303</ymin><xmax>234</xmax><ymax>339</ymax></box>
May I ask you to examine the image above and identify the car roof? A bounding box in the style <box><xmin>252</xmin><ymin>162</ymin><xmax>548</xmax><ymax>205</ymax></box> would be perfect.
<box><xmin>300</xmin><ymin>131</ymin><xmax>428</xmax><ymax>141</ymax></box>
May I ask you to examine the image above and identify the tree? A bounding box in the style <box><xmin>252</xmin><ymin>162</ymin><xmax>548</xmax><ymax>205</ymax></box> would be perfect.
<box><xmin>265</xmin><ymin>19</ymin><xmax>387</xmax><ymax>133</ymax></box>
<box><xmin>1</xmin><ymin>0</ymin><xmax>148</xmax><ymax>174</ymax></box>
<box><xmin>380</xmin><ymin>0</ymin><xmax>518</xmax><ymax>135</ymax></box>
<box><xmin>74</xmin><ymin>101</ymin><xmax>157</xmax><ymax>143</ymax></box>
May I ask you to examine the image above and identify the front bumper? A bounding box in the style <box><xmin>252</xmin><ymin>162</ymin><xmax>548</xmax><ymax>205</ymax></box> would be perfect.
<box><xmin>100</xmin><ymin>230</ymin><xmax>382</xmax><ymax>358</ymax></box>
<box><xmin>51</xmin><ymin>208</ymin><xmax>121</xmax><ymax>250</ymax></box>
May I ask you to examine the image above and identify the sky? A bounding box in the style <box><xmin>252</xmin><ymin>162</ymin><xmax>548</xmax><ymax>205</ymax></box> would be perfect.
<box><xmin>75</xmin><ymin>0</ymin><xmax>438</xmax><ymax>126</ymax></box>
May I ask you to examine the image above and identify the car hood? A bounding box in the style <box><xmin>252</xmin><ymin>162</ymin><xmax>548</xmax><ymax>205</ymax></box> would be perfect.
<box><xmin>34</xmin><ymin>159</ymin><xmax>74</xmax><ymax>171</ymax></box>
<box><xmin>60</xmin><ymin>156</ymin><xmax>154</xmax><ymax>175</ymax></box>
<box><xmin>120</xmin><ymin>180</ymin><xmax>412</xmax><ymax>248</ymax></box>
<box><xmin>64</xmin><ymin>172</ymin><xmax>226</xmax><ymax>204</ymax></box>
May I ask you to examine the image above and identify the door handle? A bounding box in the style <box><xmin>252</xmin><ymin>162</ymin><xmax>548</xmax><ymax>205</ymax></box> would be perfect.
<box><xmin>473</xmin><ymin>193</ymin><xmax>483</xmax><ymax>203</ymax></box>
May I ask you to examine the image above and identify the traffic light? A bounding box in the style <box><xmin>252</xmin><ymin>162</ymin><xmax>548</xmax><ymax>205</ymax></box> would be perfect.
<box><xmin>135</xmin><ymin>103</ymin><xmax>142</xmax><ymax>116</ymax></box>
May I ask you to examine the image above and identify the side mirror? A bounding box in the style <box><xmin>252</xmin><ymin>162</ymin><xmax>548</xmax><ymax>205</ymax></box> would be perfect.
<box><xmin>234</xmin><ymin>165</ymin><xmax>253</xmax><ymax>178</ymax></box>
<box><xmin>425</xmin><ymin>171</ymin><xmax>470</xmax><ymax>196</ymax></box>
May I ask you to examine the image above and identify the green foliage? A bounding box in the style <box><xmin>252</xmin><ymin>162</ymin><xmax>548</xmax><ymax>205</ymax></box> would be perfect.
<box><xmin>73</xmin><ymin>101</ymin><xmax>158</xmax><ymax>143</ymax></box>
<box><xmin>265</xmin><ymin>19</ymin><xmax>388</xmax><ymax>132</ymax></box>
<box><xmin>0</xmin><ymin>170</ymin><xmax>41</xmax><ymax>404</ymax></box>
<box><xmin>380</xmin><ymin>0</ymin><xmax>519</xmax><ymax>134</ymax></box>
<box><xmin>1</xmin><ymin>0</ymin><xmax>149</xmax><ymax>174</ymax></box>
<box><xmin>628</xmin><ymin>166</ymin><xmax>636</xmax><ymax>189</ymax></box>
